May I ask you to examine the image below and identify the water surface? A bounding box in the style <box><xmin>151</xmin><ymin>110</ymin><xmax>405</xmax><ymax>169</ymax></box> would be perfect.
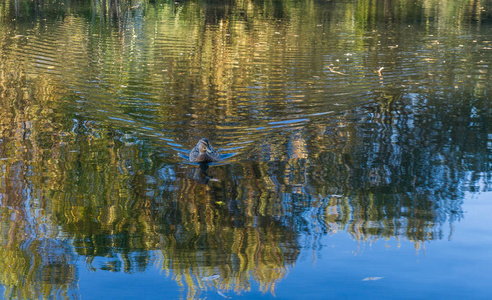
<box><xmin>0</xmin><ymin>0</ymin><xmax>491</xmax><ymax>298</ymax></box>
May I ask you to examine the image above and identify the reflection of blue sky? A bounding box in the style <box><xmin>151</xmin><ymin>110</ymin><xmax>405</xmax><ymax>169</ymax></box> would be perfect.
<box><xmin>76</xmin><ymin>193</ymin><xmax>492</xmax><ymax>299</ymax></box>
<box><xmin>278</xmin><ymin>192</ymin><xmax>492</xmax><ymax>299</ymax></box>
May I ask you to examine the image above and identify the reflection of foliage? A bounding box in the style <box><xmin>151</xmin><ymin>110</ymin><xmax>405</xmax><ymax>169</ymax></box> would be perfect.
<box><xmin>155</xmin><ymin>169</ymin><xmax>299</xmax><ymax>298</ymax></box>
<box><xmin>0</xmin><ymin>207</ymin><xmax>78</xmax><ymax>299</ymax></box>
<box><xmin>0</xmin><ymin>0</ymin><xmax>491</xmax><ymax>299</ymax></box>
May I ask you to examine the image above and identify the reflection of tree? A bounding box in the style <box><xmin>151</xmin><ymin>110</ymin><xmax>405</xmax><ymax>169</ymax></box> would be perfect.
<box><xmin>301</xmin><ymin>87</ymin><xmax>487</xmax><ymax>242</ymax></box>
<box><xmin>0</xmin><ymin>116</ymin><xmax>78</xmax><ymax>298</ymax></box>
<box><xmin>31</xmin><ymin>123</ymin><xmax>300</xmax><ymax>297</ymax></box>
<box><xmin>156</xmin><ymin>183</ymin><xmax>299</xmax><ymax>298</ymax></box>
<box><xmin>0</xmin><ymin>227</ymin><xmax>78</xmax><ymax>299</ymax></box>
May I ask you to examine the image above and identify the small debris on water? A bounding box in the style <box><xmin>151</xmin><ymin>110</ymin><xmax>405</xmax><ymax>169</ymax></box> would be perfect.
<box><xmin>202</xmin><ymin>274</ymin><xmax>220</xmax><ymax>281</ymax></box>
<box><xmin>363</xmin><ymin>277</ymin><xmax>384</xmax><ymax>281</ymax></box>
<box><xmin>217</xmin><ymin>290</ymin><xmax>231</xmax><ymax>298</ymax></box>
<box><xmin>330</xmin><ymin>194</ymin><xmax>344</xmax><ymax>198</ymax></box>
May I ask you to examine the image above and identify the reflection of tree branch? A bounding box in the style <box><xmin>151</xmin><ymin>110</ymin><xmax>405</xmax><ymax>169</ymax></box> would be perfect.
<box><xmin>377</xmin><ymin>67</ymin><xmax>384</xmax><ymax>77</ymax></box>
<box><xmin>327</xmin><ymin>66</ymin><xmax>347</xmax><ymax>75</ymax></box>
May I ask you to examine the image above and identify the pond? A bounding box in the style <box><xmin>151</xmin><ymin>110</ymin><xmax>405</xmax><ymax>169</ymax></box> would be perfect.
<box><xmin>0</xmin><ymin>0</ymin><xmax>491</xmax><ymax>298</ymax></box>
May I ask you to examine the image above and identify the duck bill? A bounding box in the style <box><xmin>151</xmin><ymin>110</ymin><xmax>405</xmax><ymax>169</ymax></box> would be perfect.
<box><xmin>206</xmin><ymin>147</ymin><xmax>213</xmax><ymax>153</ymax></box>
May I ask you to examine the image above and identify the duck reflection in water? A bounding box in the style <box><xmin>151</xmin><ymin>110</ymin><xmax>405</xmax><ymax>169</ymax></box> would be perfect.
<box><xmin>193</xmin><ymin>162</ymin><xmax>215</xmax><ymax>184</ymax></box>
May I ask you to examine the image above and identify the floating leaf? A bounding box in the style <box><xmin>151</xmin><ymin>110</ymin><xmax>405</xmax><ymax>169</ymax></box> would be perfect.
<box><xmin>217</xmin><ymin>291</ymin><xmax>231</xmax><ymax>298</ymax></box>
<box><xmin>363</xmin><ymin>277</ymin><xmax>384</xmax><ymax>281</ymax></box>
<box><xmin>202</xmin><ymin>275</ymin><xmax>220</xmax><ymax>281</ymax></box>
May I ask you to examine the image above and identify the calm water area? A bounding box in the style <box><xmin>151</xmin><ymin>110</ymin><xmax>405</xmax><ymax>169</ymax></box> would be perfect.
<box><xmin>0</xmin><ymin>0</ymin><xmax>492</xmax><ymax>299</ymax></box>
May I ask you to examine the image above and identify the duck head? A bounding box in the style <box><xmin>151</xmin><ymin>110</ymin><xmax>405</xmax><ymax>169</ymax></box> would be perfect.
<box><xmin>197</xmin><ymin>138</ymin><xmax>213</xmax><ymax>154</ymax></box>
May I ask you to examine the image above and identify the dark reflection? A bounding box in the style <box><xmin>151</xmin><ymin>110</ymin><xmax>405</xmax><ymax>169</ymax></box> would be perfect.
<box><xmin>0</xmin><ymin>0</ymin><xmax>492</xmax><ymax>298</ymax></box>
<box><xmin>193</xmin><ymin>162</ymin><xmax>213</xmax><ymax>184</ymax></box>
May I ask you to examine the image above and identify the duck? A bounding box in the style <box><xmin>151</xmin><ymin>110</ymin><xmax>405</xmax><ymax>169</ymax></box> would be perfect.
<box><xmin>189</xmin><ymin>138</ymin><xmax>220</xmax><ymax>163</ymax></box>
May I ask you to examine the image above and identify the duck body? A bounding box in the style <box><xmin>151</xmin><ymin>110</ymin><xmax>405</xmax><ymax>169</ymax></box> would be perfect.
<box><xmin>189</xmin><ymin>138</ymin><xmax>220</xmax><ymax>163</ymax></box>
